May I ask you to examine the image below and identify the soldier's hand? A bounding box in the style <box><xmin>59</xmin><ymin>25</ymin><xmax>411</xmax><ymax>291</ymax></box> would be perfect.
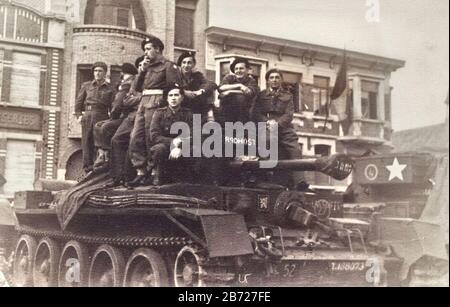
<box><xmin>77</xmin><ymin>116</ymin><xmax>83</xmax><ymax>123</ymax></box>
<box><xmin>267</xmin><ymin>120</ymin><xmax>278</xmax><ymax>131</ymax></box>
<box><xmin>169</xmin><ymin>148</ymin><xmax>182</xmax><ymax>160</ymax></box>
<box><xmin>172</xmin><ymin>138</ymin><xmax>183</xmax><ymax>148</ymax></box>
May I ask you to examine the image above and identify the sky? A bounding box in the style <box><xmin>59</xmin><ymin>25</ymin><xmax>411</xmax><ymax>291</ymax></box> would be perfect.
<box><xmin>209</xmin><ymin>0</ymin><xmax>449</xmax><ymax>132</ymax></box>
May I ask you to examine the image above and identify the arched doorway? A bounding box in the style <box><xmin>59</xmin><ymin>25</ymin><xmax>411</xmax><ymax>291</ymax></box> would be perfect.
<box><xmin>84</xmin><ymin>0</ymin><xmax>147</xmax><ymax>31</ymax></box>
<box><xmin>65</xmin><ymin>150</ymin><xmax>84</xmax><ymax>181</ymax></box>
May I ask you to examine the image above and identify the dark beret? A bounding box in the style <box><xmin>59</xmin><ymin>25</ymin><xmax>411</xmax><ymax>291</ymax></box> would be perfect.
<box><xmin>92</xmin><ymin>62</ymin><xmax>108</xmax><ymax>73</ymax></box>
<box><xmin>134</xmin><ymin>55</ymin><xmax>145</xmax><ymax>69</ymax></box>
<box><xmin>177</xmin><ymin>51</ymin><xmax>197</xmax><ymax>66</ymax></box>
<box><xmin>163</xmin><ymin>83</ymin><xmax>185</xmax><ymax>99</ymax></box>
<box><xmin>122</xmin><ymin>63</ymin><xmax>138</xmax><ymax>75</ymax></box>
<box><xmin>230</xmin><ymin>57</ymin><xmax>250</xmax><ymax>73</ymax></box>
<box><xmin>265</xmin><ymin>68</ymin><xmax>284</xmax><ymax>81</ymax></box>
<box><xmin>141</xmin><ymin>36</ymin><xmax>165</xmax><ymax>52</ymax></box>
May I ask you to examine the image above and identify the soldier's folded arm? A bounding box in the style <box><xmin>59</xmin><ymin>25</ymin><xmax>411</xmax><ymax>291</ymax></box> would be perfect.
<box><xmin>277</xmin><ymin>94</ymin><xmax>295</xmax><ymax>129</ymax></box>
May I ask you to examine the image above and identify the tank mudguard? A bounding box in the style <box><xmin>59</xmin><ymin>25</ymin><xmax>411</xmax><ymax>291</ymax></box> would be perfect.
<box><xmin>174</xmin><ymin>208</ymin><xmax>254</xmax><ymax>258</ymax></box>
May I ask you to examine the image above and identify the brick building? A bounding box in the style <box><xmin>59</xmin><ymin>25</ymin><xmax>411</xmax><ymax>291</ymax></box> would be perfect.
<box><xmin>0</xmin><ymin>0</ymin><xmax>65</xmax><ymax>197</ymax></box>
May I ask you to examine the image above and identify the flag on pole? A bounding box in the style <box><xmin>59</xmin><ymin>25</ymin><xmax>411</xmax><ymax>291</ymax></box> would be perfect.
<box><xmin>330</xmin><ymin>52</ymin><xmax>352</xmax><ymax>134</ymax></box>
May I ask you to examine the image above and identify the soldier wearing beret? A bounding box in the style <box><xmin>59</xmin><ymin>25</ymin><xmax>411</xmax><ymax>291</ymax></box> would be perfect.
<box><xmin>253</xmin><ymin>69</ymin><xmax>308</xmax><ymax>190</ymax></box>
<box><xmin>149</xmin><ymin>84</ymin><xmax>193</xmax><ymax>185</ymax></box>
<box><xmin>92</xmin><ymin>61</ymin><xmax>139</xmax><ymax>179</ymax></box>
<box><xmin>218</xmin><ymin>57</ymin><xmax>260</xmax><ymax>124</ymax></box>
<box><xmin>75</xmin><ymin>62</ymin><xmax>115</xmax><ymax>173</ymax></box>
<box><xmin>128</xmin><ymin>36</ymin><xmax>180</xmax><ymax>186</ymax></box>
<box><xmin>176</xmin><ymin>51</ymin><xmax>217</xmax><ymax>122</ymax></box>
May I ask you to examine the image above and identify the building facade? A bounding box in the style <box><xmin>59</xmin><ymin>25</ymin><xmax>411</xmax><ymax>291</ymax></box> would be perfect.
<box><xmin>205</xmin><ymin>27</ymin><xmax>405</xmax><ymax>187</ymax></box>
<box><xmin>0</xmin><ymin>0</ymin><xmax>65</xmax><ymax>197</ymax></box>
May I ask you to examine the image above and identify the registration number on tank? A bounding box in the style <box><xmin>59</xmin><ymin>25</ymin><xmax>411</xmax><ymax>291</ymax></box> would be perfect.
<box><xmin>330</xmin><ymin>261</ymin><xmax>366</xmax><ymax>272</ymax></box>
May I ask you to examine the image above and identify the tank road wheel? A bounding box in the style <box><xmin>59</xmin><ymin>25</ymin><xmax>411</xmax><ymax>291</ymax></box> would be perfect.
<box><xmin>123</xmin><ymin>248</ymin><xmax>169</xmax><ymax>287</ymax></box>
<box><xmin>89</xmin><ymin>245</ymin><xmax>125</xmax><ymax>287</ymax></box>
<box><xmin>58</xmin><ymin>241</ymin><xmax>90</xmax><ymax>287</ymax></box>
<box><xmin>174</xmin><ymin>246</ymin><xmax>205</xmax><ymax>287</ymax></box>
<box><xmin>13</xmin><ymin>235</ymin><xmax>37</xmax><ymax>287</ymax></box>
<box><xmin>33</xmin><ymin>238</ymin><xmax>61</xmax><ymax>287</ymax></box>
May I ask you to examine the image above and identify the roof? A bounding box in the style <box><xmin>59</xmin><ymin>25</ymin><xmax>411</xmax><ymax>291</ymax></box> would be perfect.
<box><xmin>206</xmin><ymin>27</ymin><xmax>405</xmax><ymax>72</ymax></box>
<box><xmin>392</xmin><ymin>122</ymin><xmax>449</xmax><ymax>154</ymax></box>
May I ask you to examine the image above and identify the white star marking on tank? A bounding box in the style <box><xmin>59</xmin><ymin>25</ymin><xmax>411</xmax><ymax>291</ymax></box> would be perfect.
<box><xmin>386</xmin><ymin>158</ymin><xmax>407</xmax><ymax>181</ymax></box>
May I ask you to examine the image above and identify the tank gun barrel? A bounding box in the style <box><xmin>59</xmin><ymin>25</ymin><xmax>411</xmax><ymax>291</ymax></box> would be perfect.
<box><xmin>229</xmin><ymin>154</ymin><xmax>354</xmax><ymax>181</ymax></box>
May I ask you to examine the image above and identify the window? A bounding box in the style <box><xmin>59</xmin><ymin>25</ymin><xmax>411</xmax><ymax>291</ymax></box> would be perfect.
<box><xmin>313</xmin><ymin>76</ymin><xmax>330</xmax><ymax>116</ymax></box>
<box><xmin>10</xmin><ymin>52</ymin><xmax>41</xmax><ymax>106</ymax></box>
<box><xmin>361</xmin><ymin>81</ymin><xmax>378</xmax><ymax>120</ymax></box>
<box><xmin>84</xmin><ymin>0</ymin><xmax>145</xmax><ymax>31</ymax></box>
<box><xmin>4</xmin><ymin>140</ymin><xmax>36</xmax><ymax>196</ymax></box>
<box><xmin>76</xmin><ymin>64</ymin><xmax>94</xmax><ymax>97</ymax></box>
<box><xmin>175</xmin><ymin>0</ymin><xmax>197</xmax><ymax>49</ymax></box>
<box><xmin>282</xmin><ymin>72</ymin><xmax>302</xmax><ymax>112</ymax></box>
<box><xmin>109</xmin><ymin>65</ymin><xmax>123</xmax><ymax>90</ymax></box>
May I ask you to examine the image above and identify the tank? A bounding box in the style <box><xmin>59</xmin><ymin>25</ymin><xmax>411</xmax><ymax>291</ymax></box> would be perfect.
<box><xmin>5</xmin><ymin>154</ymin><xmax>410</xmax><ymax>287</ymax></box>
<box><xmin>345</xmin><ymin>152</ymin><xmax>449</xmax><ymax>286</ymax></box>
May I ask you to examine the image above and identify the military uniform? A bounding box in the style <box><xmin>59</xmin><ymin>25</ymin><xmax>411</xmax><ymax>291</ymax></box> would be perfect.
<box><xmin>253</xmin><ymin>88</ymin><xmax>305</xmax><ymax>188</ymax></box>
<box><xmin>178</xmin><ymin>70</ymin><xmax>217</xmax><ymax>120</ymax></box>
<box><xmin>94</xmin><ymin>75</ymin><xmax>135</xmax><ymax>152</ymax></box>
<box><xmin>109</xmin><ymin>78</ymin><xmax>142</xmax><ymax>180</ymax></box>
<box><xmin>129</xmin><ymin>55</ymin><xmax>179</xmax><ymax>171</ymax></box>
<box><xmin>149</xmin><ymin>107</ymin><xmax>193</xmax><ymax>183</ymax></box>
<box><xmin>219</xmin><ymin>74</ymin><xmax>259</xmax><ymax>124</ymax></box>
<box><xmin>75</xmin><ymin>80</ymin><xmax>115</xmax><ymax>171</ymax></box>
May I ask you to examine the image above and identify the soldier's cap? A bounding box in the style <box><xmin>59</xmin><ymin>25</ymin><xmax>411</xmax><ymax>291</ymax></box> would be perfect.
<box><xmin>141</xmin><ymin>36</ymin><xmax>165</xmax><ymax>52</ymax></box>
<box><xmin>122</xmin><ymin>63</ymin><xmax>138</xmax><ymax>75</ymax></box>
<box><xmin>265</xmin><ymin>68</ymin><xmax>284</xmax><ymax>81</ymax></box>
<box><xmin>177</xmin><ymin>51</ymin><xmax>197</xmax><ymax>66</ymax></box>
<box><xmin>92</xmin><ymin>62</ymin><xmax>108</xmax><ymax>73</ymax></box>
<box><xmin>164</xmin><ymin>83</ymin><xmax>185</xmax><ymax>98</ymax></box>
<box><xmin>135</xmin><ymin>55</ymin><xmax>145</xmax><ymax>69</ymax></box>
<box><xmin>230</xmin><ymin>57</ymin><xmax>250</xmax><ymax>73</ymax></box>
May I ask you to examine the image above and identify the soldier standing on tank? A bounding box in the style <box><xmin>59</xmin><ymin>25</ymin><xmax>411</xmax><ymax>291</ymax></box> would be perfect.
<box><xmin>75</xmin><ymin>62</ymin><xmax>115</xmax><ymax>174</ymax></box>
<box><xmin>176</xmin><ymin>51</ymin><xmax>217</xmax><ymax>123</ymax></box>
<box><xmin>128</xmin><ymin>37</ymin><xmax>180</xmax><ymax>187</ymax></box>
<box><xmin>218</xmin><ymin>58</ymin><xmax>259</xmax><ymax>124</ymax></box>
<box><xmin>149</xmin><ymin>84</ymin><xmax>193</xmax><ymax>185</ymax></box>
<box><xmin>253</xmin><ymin>68</ymin><xmax>309</xmax><ymax>191</ymax></box>
<box><xmin>93</xmin><ymin>62</ymin><xmax>139</xmax><ymax>172</ymax></box>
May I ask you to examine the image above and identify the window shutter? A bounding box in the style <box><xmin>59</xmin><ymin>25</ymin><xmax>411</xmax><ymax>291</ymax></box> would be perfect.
<box><xmin>175</xmin><ymin>7</ymin><xmax>195</xmax><ymax>49</ymax></box>
<box><xmin>10</xmin><ymin>52</ymin><xmax>41</xmax><ymax>106</ymax></box>
<box><xmin>4</xmin><ymin>140</ymin><xmax>36</xmax><ymax>196</ymax></box>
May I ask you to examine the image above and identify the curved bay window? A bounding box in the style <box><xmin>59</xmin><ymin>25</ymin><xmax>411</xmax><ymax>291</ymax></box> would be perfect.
<box><xmin>84</xmin><ymin>0</ymin><xmax>146</xmax><ymax>31</ymax></box>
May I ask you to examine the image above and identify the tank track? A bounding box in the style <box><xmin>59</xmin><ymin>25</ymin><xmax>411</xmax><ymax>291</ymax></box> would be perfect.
<box><xmin>17</xmin><ymin>226</ymin><xmax>192</xmax><ymax>249</ymax></box>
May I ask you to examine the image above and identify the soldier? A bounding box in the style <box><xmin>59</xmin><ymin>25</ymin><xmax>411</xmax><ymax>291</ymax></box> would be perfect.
<box><xmin>75</xmin><ymin>62</ymin><xmax>115</xmax><ymax>173</ymax></box>
<box><xmin>176</xmin><ymin>51</ymin><xmax>217</xmax><ymax>122</ymax></box>
<box><xmin>253</xmin><ymin>68</ymin><xmax>308</xmax><ymax>190</ymax></box>
<box><xmin>128</xmin><ymin>37</ymin><xmax>180</xmax><ymax>186</ymax></box>
<box><xmin>93</xmin><ymin>62</ymin><xmax>139</xmax><ymax>172</ymax></box>
<box><xmin>149</xmin><ymin>85</ymin><xmax>193</xmax><ymax>185</ymax></box>
<box><xmin>218</xmin><ymin>57</ymin><xmax>259</xmax><ymax>124</ymax></box>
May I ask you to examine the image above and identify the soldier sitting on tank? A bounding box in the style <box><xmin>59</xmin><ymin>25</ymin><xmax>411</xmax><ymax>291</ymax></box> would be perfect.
<box><xmin>176</xmin><ymin>51</ymin><xmax>217</xmax><ymax>123</ymax></box>
<box><xmin>93</xmin><ymin>62</ymin><xmax>139</xmax><ymax>172</ymax></box>
<box><xmin>149</xmin><ymin>84</ymin><xmax>193</xmax><ymax>185</ymax></box>
<box><xmin>218</xmin><ymin>57</ymin><xmax>259</xmax><ymax>124</ymax></box>
<box><xmin>252</xmin><ymin>68</ymin><xmax>309</xmax><ymax>191</ymax></box>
